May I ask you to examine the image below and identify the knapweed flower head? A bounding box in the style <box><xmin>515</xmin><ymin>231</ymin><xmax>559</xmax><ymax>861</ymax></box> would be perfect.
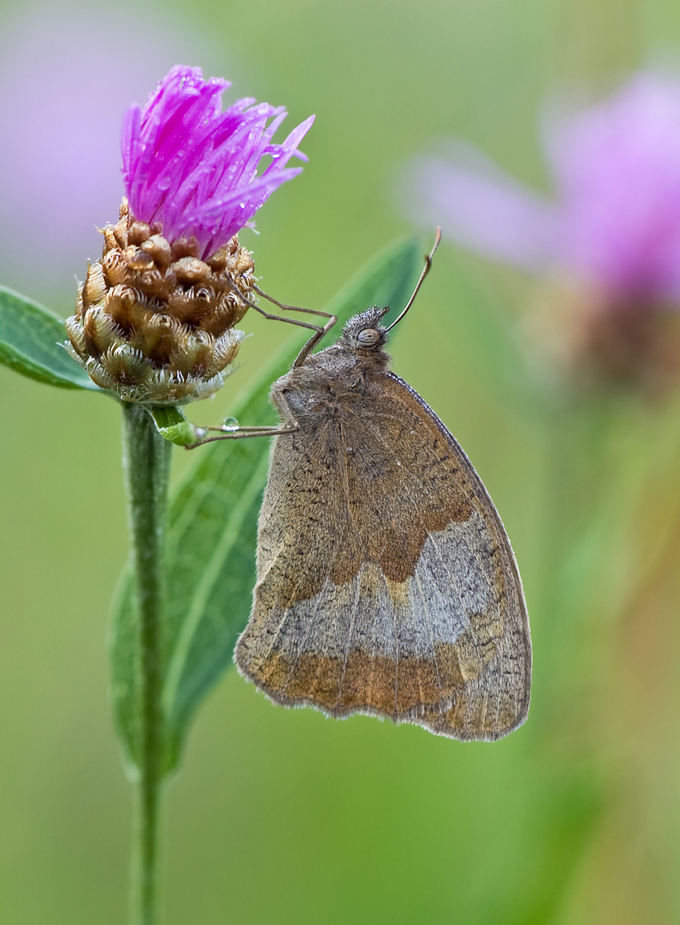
<box><xmin>401</xmin><ymin>73</ymin><xmax>680</xmax><ymax>393</ymax></box>
<box><xmin>66</xmin><ymin>65</ymin><xmax>314</xmax><ymax>404</ymax></box>
<box><xmin>121</xmin><ymin>65</ymin><xmax>315</xmax><ymax>261</ymax></box>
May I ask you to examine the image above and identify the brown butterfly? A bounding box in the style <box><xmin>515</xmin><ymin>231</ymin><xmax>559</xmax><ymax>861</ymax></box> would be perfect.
<box><xmin>200</xmin><ymin>233</ymin><xmax>531</xmax><ymax>740</ymax></box>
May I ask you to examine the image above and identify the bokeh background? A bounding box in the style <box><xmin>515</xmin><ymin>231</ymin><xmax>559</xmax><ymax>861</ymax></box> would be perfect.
<box><xmin>2</xmin><ymin>0</ymin><xmax>680</xmax><ymax>923</ymax></box>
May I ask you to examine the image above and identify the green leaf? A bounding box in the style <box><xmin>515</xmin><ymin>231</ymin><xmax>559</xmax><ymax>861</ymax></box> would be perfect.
<box><xmin>439</xmin><ymin>257</ymin><xmax>538</xmax><ymax>410</ymax></box>
<box><xmin>110</xmin><ymin>236</ymin><xmax>425</xmax><ymax>775</ymax></box>
<box><xmin>0</xmin><ymin>286</ymin><xmax>100</xmax><ymax>391</ymax></box>
<box><xmin>149</xmin><ymin>405</ymin><xmax>199</xmax><ymax>447</ymax></box>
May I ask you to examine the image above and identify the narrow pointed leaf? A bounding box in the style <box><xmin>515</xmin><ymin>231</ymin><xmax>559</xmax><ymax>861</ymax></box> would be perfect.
<box><xmin>110</xmin><ymin>237</ymin><xmax>425</xmax><ymax>774</ymax></box>
<box><xmin>437</xmin><ymin>256</ymin><xmax>539</xmax><ymax>409</ymax></box>
<box><xmin>0</xmin><ymin>286</ymin><xmax>100</xmax><ymax>390</ymax></box>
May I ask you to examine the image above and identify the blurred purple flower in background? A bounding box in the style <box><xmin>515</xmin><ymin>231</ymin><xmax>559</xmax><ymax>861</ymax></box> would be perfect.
<box><xmin>122</xmin><ymin>65</ymin><xmax>314</xmax><ymax>260</ymax></box>
<box><xmin>401</xmin><ymin>73</ymin><xmax>680</xmax><ymax>392</ymax></box>
<box><xmin>402</xmin><ymin>73</ymin><xmax>680</xmax><ymax>303</ymax></box>
<box><xmin>0</xmin><ymin>7</ymin><xmax>205</xmax><ymax>304</ymax></box>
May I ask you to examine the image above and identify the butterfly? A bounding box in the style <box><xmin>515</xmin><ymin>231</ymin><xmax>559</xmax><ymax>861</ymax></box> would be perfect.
<box><xmin>201</xmin><ymin>232</ymin><xmax>531</xmax><ymax>740</ymax></box>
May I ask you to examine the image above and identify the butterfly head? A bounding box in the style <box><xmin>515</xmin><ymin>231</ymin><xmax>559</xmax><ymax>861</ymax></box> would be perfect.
<box><xmin>338</xmin><ymin>306</ymin><xmax>391</xmax><ymax>352</ymax></box>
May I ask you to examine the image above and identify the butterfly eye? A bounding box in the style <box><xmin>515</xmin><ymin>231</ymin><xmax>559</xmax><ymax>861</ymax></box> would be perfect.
<box><xmin>357</xmin><ymin>328</ymin><xmax>380</xmax><ymax>345</ymax></box>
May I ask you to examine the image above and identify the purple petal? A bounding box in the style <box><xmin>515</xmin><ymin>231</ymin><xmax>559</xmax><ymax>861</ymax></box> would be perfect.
<box><xmin>121</xmin><ymin>66</ymin><xmax>314</xmax><ymax>258</ymax></box>
<box><xmin>545</xmin><ymin>74</ymin><xmax>680</xmax><ymax>300</ymax></box>
<box><xmin>400</xmin><ymin>144</ymin><xmax>561</xmax><ymax>271</ymax></box>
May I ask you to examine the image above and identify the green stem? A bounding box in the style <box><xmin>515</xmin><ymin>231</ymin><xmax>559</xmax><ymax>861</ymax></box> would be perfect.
<box><xmin>122</xmin><ymin>402</ymin><xmax>172</xmax><ymax>925</ymax></box>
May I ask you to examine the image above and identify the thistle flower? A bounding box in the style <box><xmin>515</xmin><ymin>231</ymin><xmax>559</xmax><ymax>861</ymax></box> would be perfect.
<box><xmin>66</xmin><ymin>65</ymin><xmax>314</xmax><ymax>403</ymax></box>
<box><xmin>401</xmin><ymin>73</ymin><xmax>680</xmax><ymax>393</ymax></box>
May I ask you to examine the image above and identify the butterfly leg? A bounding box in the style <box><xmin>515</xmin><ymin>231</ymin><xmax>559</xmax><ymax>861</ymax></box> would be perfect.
<box><xmin>250</xmin><ymin>285</ymin><xmax>337</xmax><ymax>367</ymax></box>
<box><xmin>187</xmin><ymin>395</ymin><xmax>300</xmax><ymax>448</ymax></box>
<box><xmin>224</xmin><ymin>278</ymin><xmax>337</xmax><ymax>364</ymax></box>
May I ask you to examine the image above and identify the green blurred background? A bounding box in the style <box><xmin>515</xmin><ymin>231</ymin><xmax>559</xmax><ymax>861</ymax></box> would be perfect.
<box><xmin>2</xmin><ymin>0</ymin><xmax>680</xmax><ymax>923</ymax></box>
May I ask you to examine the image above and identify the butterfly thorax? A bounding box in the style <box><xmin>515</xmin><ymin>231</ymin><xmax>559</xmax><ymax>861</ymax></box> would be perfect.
<box><xmin>271</xmin><ymin>313</ymin><xmax>393</xmax><ymax>426</ymax></box>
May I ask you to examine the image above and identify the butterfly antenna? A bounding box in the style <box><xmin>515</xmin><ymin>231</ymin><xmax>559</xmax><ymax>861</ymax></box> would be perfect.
<box><xmin>384</xmin><ymin>228</ymin><xmax>441</xmax><ymax>334</ymax></box>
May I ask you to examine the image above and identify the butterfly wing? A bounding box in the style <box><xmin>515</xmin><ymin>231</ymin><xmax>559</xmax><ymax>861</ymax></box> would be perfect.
<box><xmin>235</xmin><ymin>371</ymin><xmax>531</xmax><ymax>741</ymax></box>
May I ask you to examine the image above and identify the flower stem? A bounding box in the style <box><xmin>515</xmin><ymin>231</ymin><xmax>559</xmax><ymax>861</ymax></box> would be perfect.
<box><xmin>122</xmin><ymin>403</ymin><xmax>172</xmax><ymax>925</ymax></box>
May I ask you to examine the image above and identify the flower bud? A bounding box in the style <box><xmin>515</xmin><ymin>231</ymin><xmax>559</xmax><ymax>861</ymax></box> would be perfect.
<box><xmin>528</xmin><ymin>280</ymin><xmax>680</xmax><ymax>397</ymax></box>
<box><xmin>65</xmin><ymin>199</ymin><xmax>253</xmax><ymax>403</ymax></box>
